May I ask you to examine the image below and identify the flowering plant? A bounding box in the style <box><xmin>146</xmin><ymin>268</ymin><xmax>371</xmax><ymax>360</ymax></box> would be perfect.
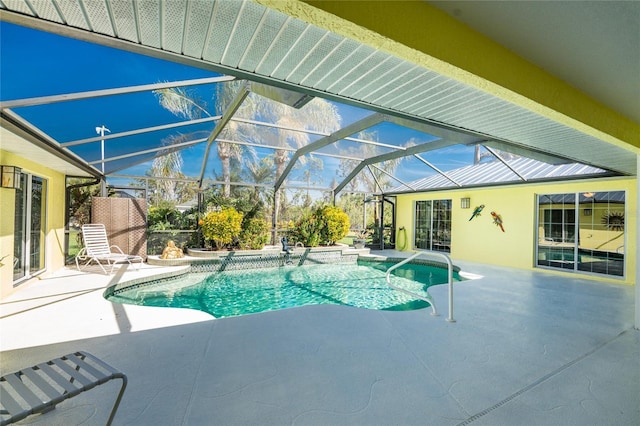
<box><xmin>198</xmin><ymin>206</ymin><xmax>243</xmax><ymax>250</ymax></box>
<box><xmin>354</xmin><ymin>228</ymin><xmax>372</xmax><ymax>239</ymax></box>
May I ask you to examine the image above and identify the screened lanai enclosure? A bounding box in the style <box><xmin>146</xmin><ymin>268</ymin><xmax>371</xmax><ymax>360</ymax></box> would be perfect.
<box><xmin>0</xmin><ymin>3</ymin><xmax>628</xmax><ymax>257</ymax></box>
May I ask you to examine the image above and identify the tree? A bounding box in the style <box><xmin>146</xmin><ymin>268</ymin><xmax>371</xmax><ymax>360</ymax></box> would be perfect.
<box><xmin>216</xmin><ymin>83</ymin><xmax>342</xmax><ymax>241</ymax></box>
<box><xmin>244</xmin><ymin>157</ymin><xmax>274</xmax><ymax>204</ymax></box>
<box><xmin>156</xmin><ymin>81</ymin><xmax>343</xmax><ymax>240</ymax></box>
<box><xmin>336</xmin><ymin>131</ymin><xmax>407</xmax><ymax>233</ymax></box>
<box><xmin>338</xmin><ymin>130</ymin><xmax>405</xmax><ymax>193</ymax></box>
<box><xmin>267</xmin><ymin>103</ymin><xmax>341</xmax><ymax>237</ymax></box>
<box><xmin>150</xmin><ymin>134</ymin><xmax>187</xmax><ymax>203</ymax></box>
<box><xmin>67</xmin><ymin>178</ymin><xmax>100</xmax><ymax>227</ymax></box>
<box><xmin>336</xmin><ymin>192</ymin><xmax>366</xmax><ymax>231</ymax></box>
<box><xmin>155</xmin><ymin>86</ymin><xmax>209</xmax><ymax>119</ymax></box>
<box><xmin>152</xmin><ymin>86</ymin><xmax>209</xmax><ymax>203</ymax></box>
<box><xmin>155</xmin><ymin>83</ymin><xmax>254</xmax><ymax>199</ymax></box>
<box><xmin>215</xmin><ymin>81</ymin><xmax>255</xmax><ymax>198</ymax></box>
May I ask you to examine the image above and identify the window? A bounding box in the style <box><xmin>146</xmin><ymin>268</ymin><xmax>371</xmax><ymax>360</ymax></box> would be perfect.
<box><xmin>542</xmin><ymin>208</ymin><xmax>576</xmax><ymax>243</ymax></box>
<box><xmin>13</xmin><ymin>173</ymin><xmax>47</xmax><ymax>283</ymax></box>
<box><xmin>537</xmin><ymin>191</ymin><xmax>624</xmax><ymax>277</ymax></box>
<box><xmin>414</xmin><ymin>199</ymin><xmax>452</xmax><ymax>252</ymax></box>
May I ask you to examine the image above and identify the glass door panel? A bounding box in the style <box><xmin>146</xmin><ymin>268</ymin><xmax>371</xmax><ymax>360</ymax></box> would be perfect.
<box><xmin>577</xmin><ymin>191</ymin><xmax>624</xmax><ymax>276</ymax></box>
<box><xmin>12</xmin><ymin>173</ymin><xmax>47</xmax><ymax>284</ymax></box>
<box><xmin>30</xmin><ymin>177</ymin><xmax>46</xmax><ymax>274</ymax></box>
<box><xmin>432</xmin><ymin>200</ymin><xmax>451</xmax><ymax>252</ymax></box>
<box><xmin>13</xmin><ymin>174</ymin><xmax>27</xmax><ymax>281</ymax></box>
<box><xmin>537</xmin><ymin>193</ymin><xmax>576</xmax><ymax>270</ymax></box>
<box><xmin>537</xmin><ymin>191</ymin><xmax>624</xmax><ymax>277</ymax></box>
<box><xmin>414</xmin><ymin>199</ymin><xmax>451</xmax><ymax>252</ymax></box>
<box><xmin>414</xmin><ymin>201</ymin><xmax>431</xmax><ymax>250</ymax></box>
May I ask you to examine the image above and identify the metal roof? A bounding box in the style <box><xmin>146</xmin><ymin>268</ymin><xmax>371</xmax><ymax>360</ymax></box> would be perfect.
<box><xmin>386</xmin><ymin>158</ymin><xmax>612</xmax><ymax>194</ymax></box>
<box><xmin>0</xmin><ymin>1</ymin><xmax>636</xmax><ymax>196</ymax></box>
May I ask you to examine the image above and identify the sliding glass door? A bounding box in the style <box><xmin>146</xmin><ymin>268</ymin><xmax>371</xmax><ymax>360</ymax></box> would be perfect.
<box><xmin>537</xmin><ymin>191</ymin><xmax>625</xmax><ymax>277</ymax></box>
<box><xmin>537</xmin><ymin>193</ymin><xmax>576</xmax><ymax>271</ymax></box>
<box><xmin>414</xmin><ymin>199</ymin><xmax>452</xmax><ymax>252</ymax></box>
<box><xmin>576</xmin><ymin>191</ymin><xmax>625</xmax><ymax>276</ymax></box>
<box><xmin>13</xmin><ymin>173</ymin><xmax>47</xmax><ymax>283</ymax></box>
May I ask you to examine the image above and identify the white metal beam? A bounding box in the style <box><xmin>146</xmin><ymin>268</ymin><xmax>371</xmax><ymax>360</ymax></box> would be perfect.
<box><xmin>88</xmin><ymin>137</ymin><xmax>208</xmax><ymax>165</ymax></box>
<box><xmin>414</xmin><ymin>154</ymin><xmax>462</xmax><ymax>187</ymax></box>
<box><xmin>369</xmin><ymin>164</ymin><xmax>416</xmax><ymax>191</ymax></box>
<box><xmin>333</xmin><ymin>138</ymin><xmax>478</xmax><ymax>195</ymax></box>
<box><xmin>197</xmin><ymin>83</ymin><xmax>250</xmax><ymax>187</ymax></box>
<box><xmin>0</xmin><ymin>76</ymin><xmax>235</xmax><ymax>109</ymax></box>
<box><xmin>273</xmin><ymin>113</ymin><xmax>386</xmax><ymax>191</ymax></box>
<box><xmin>366</xmin><ymin>165</ymin><xmax>384</xmax><ymax>193</ymax></box>
<box><xmin>62</xmin><ymin>116</ymin><xmax>221</xmax><ymax>147</ymax></box>
<box><xmin>231</xmin><ymin>116</ymin><xmax>406</xmax><ymax>151</ymax></box>
<box><xmin>483</xmin><ymin>145</ymin><xmax>527</xmax><ymax>181</ymax></box>
<box><xmin>216</xmin><ymin>139</ymin><xmax>362</xmax><ymax>161</ymax></box>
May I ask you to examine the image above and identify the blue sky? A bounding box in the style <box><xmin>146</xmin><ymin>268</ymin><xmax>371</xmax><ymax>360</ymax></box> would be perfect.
<box><xmin>1</xmin><ymin>21</ymin><xmax>477</xmax><ymax>189</ymax></box>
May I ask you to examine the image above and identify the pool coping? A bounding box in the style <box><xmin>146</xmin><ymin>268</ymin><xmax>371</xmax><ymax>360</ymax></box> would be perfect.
<box><xmin>147</xmin><ymin>244</ymin><xmax>371</xmax><ymax>266</ymax></box>
<box><xmin>106</xmin><ymin>252</ymin><xmax>464</xmax><ymax>302</ymax></box>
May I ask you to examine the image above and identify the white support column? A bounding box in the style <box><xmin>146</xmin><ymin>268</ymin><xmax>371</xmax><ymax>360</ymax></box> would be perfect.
<box><xmin>635</xmin><ymin>154</ymin><xmax>640</xmax><ymax>330</ymax></box>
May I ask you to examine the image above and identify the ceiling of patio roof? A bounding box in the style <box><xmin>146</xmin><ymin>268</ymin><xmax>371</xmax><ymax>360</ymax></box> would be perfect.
<box><xmin>428</xmin><ymin>0</ymin><xmax>640</xmax><ymax>125</ymax></box>
<box><xmin>0</xmin><ymin>1</ymin><xmax>636</xmax><ymax>196</ymax></box>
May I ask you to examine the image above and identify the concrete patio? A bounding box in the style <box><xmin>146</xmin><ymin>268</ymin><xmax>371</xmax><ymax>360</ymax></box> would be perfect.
<box><xmin>1</xmin><ymin>254</ymin><xmax>638</xmax><ymax>425</ymax></box>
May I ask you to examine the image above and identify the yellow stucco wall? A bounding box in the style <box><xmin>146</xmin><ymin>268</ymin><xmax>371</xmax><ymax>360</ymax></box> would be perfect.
<box><xmin>0</xmin><ymin>150</ymin><xmax>67</xmax><ymax>299</ymax></box>
<box><xmin>395</xmin><ymin>177</ymin><xmax>636</xmax><ymax>285</ymax></box>
<box><xmin>261</xmin><ymin>0</ymin><xmax>639</xmax><ymax>152</ymax></box>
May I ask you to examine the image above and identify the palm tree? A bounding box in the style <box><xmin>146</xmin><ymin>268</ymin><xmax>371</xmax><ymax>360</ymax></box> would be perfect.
<box><xmin>244</xmin><ymin>157</ymin><xmax>274</xmax><ymax>204</ymax></box>
<box><xmin>155</xmin><ymin>83</ymin><xmax>258</xmax><ymax>198</ymax></box>
<box><xmin>152</xmin><ymin>86</ymin><xmax>209</xmax><ymax>203</ymax></box>
<box><xmin>155</xmin><ymin>86</ymin><xmax>209</xmax><ymax>119</ymax></box>
<box><xmin>149</xmin><ymin>133</ymin><xmax>202</xmax><ymax>204</ymax></box>
<box><xmin>217</xmin><ymin>84</ymin><xmax>342</xmax><ymax>239</ymax></box>
<box><xmin>157</xmin><ymin>81</ymin><xmax>342</xmax><ymax>239</ymax></box>
<box><xmin>151</xmin><ymin>147</ymin><xmax>182</xmax><ymax>203</ymax></box>
<box><xmin>299</xmin><ymin>155</ymin><xmax>324</xmax><ymax>207</ymax></box>
<box><xmin>215</xmin><ymin>81</ymin><xmax>253</xmax><ymax>197</ymax></box>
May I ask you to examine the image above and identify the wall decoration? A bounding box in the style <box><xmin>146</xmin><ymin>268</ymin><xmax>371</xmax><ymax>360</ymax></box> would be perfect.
<box><xmin>601</xmin><ymin>211</ymin><xmax>624</xmax><ymax>231</ymax></box>
<box><xmin>491</xmin><ymin>211</ymin><xmax>505</xmax><ymax>232</ymax></box>
<box><xmin>469</xmin><ymin>204</ymin><xmax>485</xmax><ymax>221</ymax></box>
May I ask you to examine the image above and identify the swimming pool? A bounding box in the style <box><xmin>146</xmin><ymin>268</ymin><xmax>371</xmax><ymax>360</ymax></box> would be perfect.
<box><xmin>106</xmin><ymin>260</ymin><xmax>462</xmax><ymax>318</ymax></box>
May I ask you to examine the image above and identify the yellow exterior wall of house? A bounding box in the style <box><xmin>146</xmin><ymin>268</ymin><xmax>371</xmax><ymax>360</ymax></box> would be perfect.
<box><xmin>0</xmin><ymin>150</ymin><xmax>67</xmax><ymax>299</ymax></box>
<box><xmin>0</xmin><ymin>157</ymin><xmax>14</xmax><ymax>293</ymax></box>
<box><xmin>395</xmin><ymin>177</ymin><xmax>636</xmax><ymax>285</ymax></box>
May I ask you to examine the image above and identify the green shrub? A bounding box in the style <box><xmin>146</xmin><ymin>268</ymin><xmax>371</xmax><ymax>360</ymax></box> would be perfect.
<box><xmin>290</xmin><ymin>205</ymin><xmax>350</xmax><ymax>247</ymax></box>
<box><xmin>290</xmin><ymin>210</ymin><xmax>321</xmax><ymax>247</ymax></box>
<box><xmin>240</xmin><ymin>217</ymin><xmax>270</xmax><ymax>250</ymax></box>
<box><xmin>319</xmin><ymin>205</ymin><xmax>350</xmax><ymax>245</ymax></box>
<box><xmin>199</xmin><ymin>207</ymin><xmax>243</xmax><ymax>250</ymax></box>
<box><xmin>148</xmin><ymin>203</ymin><xmax>181</xmax><ymax>229</ymax></box>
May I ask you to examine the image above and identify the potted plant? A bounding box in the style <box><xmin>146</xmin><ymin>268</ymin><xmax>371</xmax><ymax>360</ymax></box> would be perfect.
<box><xmin>352</xmin><ymin>228</ymin><xmax>370</xmax><ymax>249</ymax></box>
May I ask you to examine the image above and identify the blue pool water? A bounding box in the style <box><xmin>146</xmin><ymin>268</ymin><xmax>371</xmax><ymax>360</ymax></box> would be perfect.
<box><xmin>107</xmin><ymin>260</ymin><xmax>461</xmax><ymax>318</ymax></box>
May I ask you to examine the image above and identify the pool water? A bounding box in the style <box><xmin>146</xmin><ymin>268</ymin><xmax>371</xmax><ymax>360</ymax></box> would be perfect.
<box><xmin>107</xmin><ymin>260</ymin><xmax>461</xmax><ymax>318</ymax></box>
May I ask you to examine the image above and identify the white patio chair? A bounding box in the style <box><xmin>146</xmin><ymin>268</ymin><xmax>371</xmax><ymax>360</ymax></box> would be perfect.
<box><xmin>75</xmin><ymin>224</ymin><xmax>142</xmax><ymax>274</ymax></box>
